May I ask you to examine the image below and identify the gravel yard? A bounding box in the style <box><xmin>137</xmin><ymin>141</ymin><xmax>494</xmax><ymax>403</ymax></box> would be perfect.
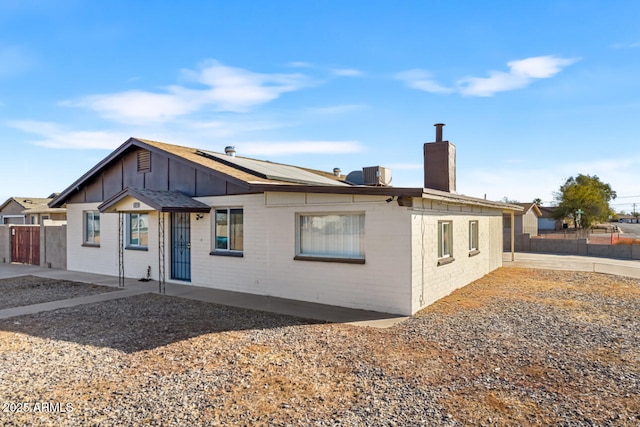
<box><xmin>0</xmin><ymin>268</ymin><xmax>638</xmax><ymax>426</ymax></box>
<box><xmin>0</xmin><ymin>276</ymin><xmax>119</xmax><ymax>310</ymax></box>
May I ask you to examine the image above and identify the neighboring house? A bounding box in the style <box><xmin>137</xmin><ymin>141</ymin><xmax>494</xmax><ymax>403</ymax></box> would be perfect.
<box><xmin>503</xmin><ymin>202</ymin><xmax>542</xmax><ymax>250</ymax></box>
<box><xmin>50</xmin><ymin>125</ymin><xmax>520</xmax><ymax>315</ymax></box>
<box><xmin>538</xmin><ymin>206</ymin><xmax>563</xmax><ymax>231</ymax></box>
<box><xmin>0</xmin><ymin>195</ymin><xmax>66</xmax><ymax>224</ymax></box>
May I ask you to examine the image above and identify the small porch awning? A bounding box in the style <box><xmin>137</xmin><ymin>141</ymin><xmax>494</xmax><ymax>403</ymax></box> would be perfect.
<box><xmin>98</xmin><ymin>188</ymin><xmax>211</xmax><ymax>213</ymax></box>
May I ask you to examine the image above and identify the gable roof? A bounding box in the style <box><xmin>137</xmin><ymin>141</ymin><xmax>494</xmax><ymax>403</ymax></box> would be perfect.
<box><xmin>49</xmin><ymin>137</ymin><xmax>522</xmax><ymax>212</ymax></box>
<box><xmin>514</xmin><ymin>202</ymin><xmax>542</xmax><ymax>217</ymax></box>
<box><xmin>1</xmin><ymin>197</ymin><xmax>55</xmax><ymax>212</ymax></box>
<box><xmin>98</xmin><ymin>188</ymin><xmax>211</xmax><ymax>213</ymax></box>
<box><xmin>50</xmin><ymin>137</ymin><xmax>347</xmax><ymax>208</ymax></box>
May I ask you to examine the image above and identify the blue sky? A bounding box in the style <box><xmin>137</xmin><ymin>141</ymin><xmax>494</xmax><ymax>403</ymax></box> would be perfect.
<box><xmin>1</xmin><ymin>0</ymin><xmax>639</xmax><ymax>213</ymax></box>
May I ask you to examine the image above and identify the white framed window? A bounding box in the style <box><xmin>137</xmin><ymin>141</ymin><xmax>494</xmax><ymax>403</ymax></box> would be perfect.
<box><xmin>214</xmin><ymin>208</ymin><xmax>243</xmax><ymax>253</ymax></box>
<box><xmin>469</xmin><ymin>220</ymin><xmax>479</xmax><ymax>251</ymax></box>
<box><xmin>127</xmin><ymin>213</ymin><xmax>148</xmax><ymax>249</ymax></box>
<box><xmin>296</xmin><ymin>213</ymin><xmax>365</xmax><ymax>263</ymax></box>
<box><xmin>84</xmin><ymin>211</ymin><xmax>100</xmax><ymax>246</ymax></box>
<box><xmin>438</xmin><ymin>220</ymin><xmax>452</xmax><ymax>259</ymax></box>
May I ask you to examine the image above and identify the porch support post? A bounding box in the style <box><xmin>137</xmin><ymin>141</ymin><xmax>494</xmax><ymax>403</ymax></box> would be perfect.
<box><xmin>158</xmin><ymin>211</ymin><xmax>166</xmax><ymax>294</ymax></box>
<box><xmin>510</xmin><ymin>211</ymin><xmax>515</xmax><ymax>262</ymax></box>
<box><xmin>118</xmin><ymin>211</ymin><xmax>125</xmax><ymax>288</ymax></box>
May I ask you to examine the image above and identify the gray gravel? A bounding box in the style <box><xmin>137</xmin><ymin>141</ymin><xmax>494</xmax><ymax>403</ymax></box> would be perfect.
<box><xmin>0</xmin><ymin>269</ymin><xmax>639</xmax><ymax>426</ymax></box>
<box><xmin>0</xmin><ymin>276</ymin><xmax>119</xmax><ymax>310</ymax></box>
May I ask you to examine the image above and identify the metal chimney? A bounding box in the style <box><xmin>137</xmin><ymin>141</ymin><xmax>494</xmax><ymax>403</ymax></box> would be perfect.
<box><xmin>424</xmin><ymin>123</ymin><xmax>456</xmax><ymax>193</ymax></box>
<box><xmin>434</xmin><ymin>123</ymin><xmax>445</xmax><ymax>142</ymax></box>
<box><xmin>224</xmin><ymin>146</ymin><xmax>236</xmax><ymax>156</ymax></box>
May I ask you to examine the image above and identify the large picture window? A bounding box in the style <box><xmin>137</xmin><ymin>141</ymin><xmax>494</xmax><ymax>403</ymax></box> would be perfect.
<box><xmin>214</xmin><ymin>208</ymin><xmax>243</xmax><ymax>252</ymax></box>
<box><xmin>438</xmin><ymin>220</ymin><xmax>452</xmax><ymax>259</ymax></box>
<box><xmin>297</xmin><ymin>213</ymin><xmax>365</xmax><ymax>263</ymax></box>
<box><xmin>84</xmin><ymin>211</ymin><xmax>100</xmax><ymax>246</ymax></box>
<box><xmin>127</xmin><ymin>213</ymin><xmax>148</xmax><ymax>249</ymax></box>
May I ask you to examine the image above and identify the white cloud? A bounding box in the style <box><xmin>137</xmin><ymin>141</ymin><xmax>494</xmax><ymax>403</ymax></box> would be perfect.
<box><xmin>394</xmin><ymin>69</ymin><xmax>453</xmax><ymax>94</ymax></box>
<box><xmin>458</xmin><ymin>55</ymin><xmax>580</xmax><ymax>96</ymax></box>
<box><xmin>396</xmin><ymin>55</ymin><xmax>579</xmax><ymax>97</ymax></box>
<box><xmin>239</xmin><ymin>141</ymin><xmax>364</xmax><ymax>156</ymax></box>
<box><xmin>64</xmin><ymin>60</ymin><xmax>310</xmax><ymax>124</ymax></box>
<box><xmin>459</xmin><ymin>155</ymin><xmax>640</xmax><ymax>204</ymax></box>
<box><xmin>7</xmin><ymin>120</ymin><xmax>126</xmax><ymax>149</ymax></box>
<box><xmin>287</xmin><ymin>61</ymin><xmax>313</xmax><ymax>68</ymax></box>
<box><xmin>610</xmin><ymin>41</ymin><xmax>640</xmax><ymax>49</ymax></box>
<box><xmin>331</xmin><ymin>68</ymin><xmax>363</xmax><ymax>77</ymax></box>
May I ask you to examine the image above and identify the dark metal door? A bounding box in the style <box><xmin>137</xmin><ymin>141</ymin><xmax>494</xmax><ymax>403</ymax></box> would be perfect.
<box><xmin>11</xmin><ymin>226</ymin><xmax>40</xmax><ymax>265</ymax></box>
<box><xmin>171</xmin><ymin>213</ymin><xmax>191</xmax><ymax>281</ymax></box>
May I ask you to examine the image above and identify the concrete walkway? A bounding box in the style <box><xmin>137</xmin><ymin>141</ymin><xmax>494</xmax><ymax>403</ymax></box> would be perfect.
<box><xmin>0</xmin><ymin>263</ymin><xmax>407</xmax><ymax>328</ymax></box>
<box><xmin>2</xmin><ymin>254</ymin><xmax>637</xmax><ymax>327</ymax></box>
<box><xmin>503</xmin><ymin>252</ymin><xmax>640</xmax><ymax>278</ymax></box>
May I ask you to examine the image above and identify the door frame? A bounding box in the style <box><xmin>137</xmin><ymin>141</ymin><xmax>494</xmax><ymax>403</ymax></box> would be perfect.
<box><xmin>170</xmin><ymin>212</ymin><xmax>191</xmax><ymax>282</ymax></box>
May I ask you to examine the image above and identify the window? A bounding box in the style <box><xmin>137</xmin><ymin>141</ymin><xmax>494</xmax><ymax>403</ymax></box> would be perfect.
<box><xmin>438</xmin><ymin>220</ymin><xmax>453</xmax><ymax>259</ymax></box>
<box><xmin>296</xmin><ymin>213</ymin><xmax>365</xmax><ymax>263</ymax></box>
<box><xmin>127</xmin><ymin>213</ymin><xmax>148</xmax><ymax>249</ymax></box>
<box><xmin>84</xmin><ymin>211</ymin><xmax>100</xmax><ymax>246</ymax></box>
<box><xmin>469</xmin><ymin>220</ymin><xmax>479</xmax><ymax>251</ymax></box>
<box><xmin>214</xmin><ymin>208</ymin><xmax>243</xmax><ymax>253</ymax></box>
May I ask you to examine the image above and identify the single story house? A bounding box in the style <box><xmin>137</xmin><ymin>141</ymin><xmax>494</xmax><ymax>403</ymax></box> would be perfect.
<box><xmin>538</xmin><ymin>206</ymin><xmax>563</xmax><ymax>231</ymax></box>
<box><xmin>503</xmin><ymin>202</ymin><xmax>541</xmax><ymax>250</ymax></box>
<box><xmin>50</xmin><ymin>125</ymin><xmax>520</xmax><ymax>315</ymax></box>
<box><xmin>0</xmin><ymin>194</ymin><xmax>66</xmax><ymax>225</ymax></box>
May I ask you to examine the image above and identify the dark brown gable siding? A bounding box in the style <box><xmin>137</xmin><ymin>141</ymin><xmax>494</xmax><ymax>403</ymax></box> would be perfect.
<box><xmin>59</xmin><ymin>141</ymin><xmax>258</xmax><ymax>206</ymax></box>
<box><xmin>103</xmin><ymin>164</ymin><xmax>123</xmax><ymax>200</ymax></box>
<box><xmin>195</xmin><ymin>169</ymin><xmax>227</xmax><ymax>196</ymax></box>
<box><xmin>168</xmin><ymin>157</ymin><xmax>196</xmax><ymax>195</ymax></box>
<box><xmin>123</xmin><ymin>150</ymin><xmax>145</xmax><ymax>189</ymax></box>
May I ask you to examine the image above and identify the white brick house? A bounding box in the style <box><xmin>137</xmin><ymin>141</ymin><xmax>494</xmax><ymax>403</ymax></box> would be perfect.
<box><xmin>50</xmin><ymin>127</ymin><xmax>520</xmax><ymax>315</ymax></box>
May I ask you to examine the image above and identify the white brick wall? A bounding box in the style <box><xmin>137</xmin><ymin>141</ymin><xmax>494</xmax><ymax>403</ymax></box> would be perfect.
<box><xmin>409</xmin><ymin>202</ymin><xmax>504</xmax><ymax>313</ymax></box>
<box><xmin>66</xmin><ymin>193</ymin><xmax>505</xmax><ymax>316</ymax></box>
<box><xmin>193</xmin><ymin>193</ymin><xmax>413</xmax><ymax>314</ymax></box>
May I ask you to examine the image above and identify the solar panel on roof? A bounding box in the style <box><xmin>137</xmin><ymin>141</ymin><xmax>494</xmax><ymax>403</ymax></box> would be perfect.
<box><xmin>197</xmin><ymin>150</ymin><xmax>348</xmax><ymax>186</ymax></box>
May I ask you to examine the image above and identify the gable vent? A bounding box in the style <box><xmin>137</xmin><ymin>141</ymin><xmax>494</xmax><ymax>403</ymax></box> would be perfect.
<box><xmin>137</xmin><ymin>150</ymin><xmax>151</xmax><ymax>173</ymax></box>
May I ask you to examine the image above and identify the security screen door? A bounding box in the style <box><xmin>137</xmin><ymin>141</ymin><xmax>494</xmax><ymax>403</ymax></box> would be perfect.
<box><xmin>171</xmin><ymin>212</ymin><xmax>191</xmax><ymax>281</ymax></box>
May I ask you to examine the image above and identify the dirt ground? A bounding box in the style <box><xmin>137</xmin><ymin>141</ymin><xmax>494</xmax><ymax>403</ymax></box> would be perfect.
<box><xmin>0</xmin><ymin>268</ymin><xmax>638</xmax><ymax>426</ymax></box>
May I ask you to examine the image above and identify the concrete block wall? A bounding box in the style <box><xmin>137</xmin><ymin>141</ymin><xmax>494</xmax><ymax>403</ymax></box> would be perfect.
<box><xmin>517</xmin><ymin>233</ymin><xmax>640</xmax><ymax>260</ymax></box>
<box><xmin>66</xmin><ymin>203</ymin><xmax>152</xmax><ymax>279</ymax></box>
<box><xmin>41</xmin><ymin>224</ymin><xmax>67</xmax><ymax>269</ymax></box>
<box><xmin>410</xmin><ymin>204</ymin><xmax>504</xmax><ymax>313</ymax></box>
<box><xmin>0</xmin><ymin>225</ymin><xmax>9</xmax><ymax>263</ymax></box>
<box><xmin>194</xmin><ymin>193</ymin><xmax>414</xmax><ymax>315</ymax></box>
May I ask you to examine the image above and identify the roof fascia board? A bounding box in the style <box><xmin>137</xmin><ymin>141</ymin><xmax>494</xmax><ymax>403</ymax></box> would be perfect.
<box><xmin>253</xmin><ymin>184</ymin><xmax>521</xmax><ymax>211</ymax></box>
<box><xmin>98</xmin><ymin>188</ymin><xmax>211</xmax><ymax>213</ymax></box>
<box><xmin>49</xmin><ymin>137</ymin><xmax>139</xmax><ymax>208</ymax></box>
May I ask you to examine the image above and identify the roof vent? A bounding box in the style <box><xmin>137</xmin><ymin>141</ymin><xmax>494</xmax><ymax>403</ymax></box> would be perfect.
<box><xmin>333</xmin><ymin>168</ymin><xmax>342</xmax><ymax>177</ymax></box>
<box><xmin>224</xmin><ymin>146</ymin><xmax>236</xmax><ymax>157</ymax></box>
